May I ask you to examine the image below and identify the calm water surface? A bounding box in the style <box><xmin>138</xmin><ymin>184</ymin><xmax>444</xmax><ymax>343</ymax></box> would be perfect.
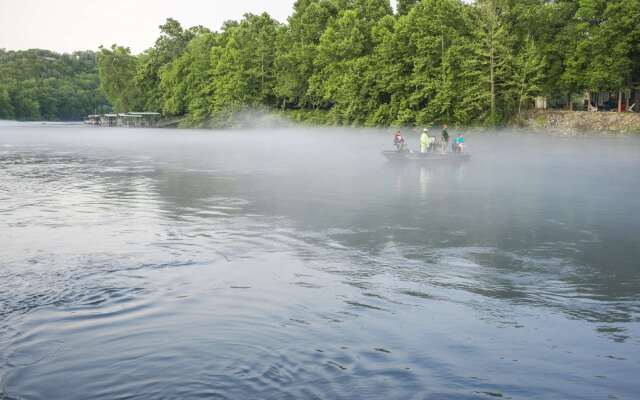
<box><xmin>1</xmin><ymin>124</ymin><xmax>639</xmax><ymax>399</ymax></box>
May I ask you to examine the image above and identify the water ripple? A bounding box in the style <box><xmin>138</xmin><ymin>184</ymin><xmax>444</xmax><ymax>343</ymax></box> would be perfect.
<box><xmin>2</xmin><ymin>129</ymin><xmax>639</xmax><ymax>399</ymax></box>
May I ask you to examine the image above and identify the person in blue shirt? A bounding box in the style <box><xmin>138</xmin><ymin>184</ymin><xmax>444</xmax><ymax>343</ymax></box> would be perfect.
<box><xmin>454</xmin><ymin>133</ymin><xmax>465</xmax><ymax>153</ymax></box>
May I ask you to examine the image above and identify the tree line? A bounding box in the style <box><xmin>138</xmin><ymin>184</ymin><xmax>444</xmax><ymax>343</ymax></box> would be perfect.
<box><xmin>5</xmin><ymin>0</ymin><xmax>638</xmax><ymax>126</ymax></box>
<box><xmin>0</xmin><ymin>49</ymin><xmax>110</xmax><ymax>121</ymax></box>
<box><xmin>97</xmin><ymin>0</ymin><xmax>639</xmax><ymax>127</ymax></box>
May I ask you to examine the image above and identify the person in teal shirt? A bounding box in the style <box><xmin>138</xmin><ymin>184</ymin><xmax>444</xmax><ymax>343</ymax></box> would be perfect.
<box><xmin>455</xmin><ymin>133</ymin><xmax>465</xmax><ymax>153</ymax></box>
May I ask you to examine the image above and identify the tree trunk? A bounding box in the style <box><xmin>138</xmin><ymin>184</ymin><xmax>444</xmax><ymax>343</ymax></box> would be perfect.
<box><xmin>518</xmin><ymin>80</ymin><xmax>525</xmax><ymax>115</ymax></box>
<box><xmin>441</xmin><ymin>24</ymin><xmax>445</xmax><ymax>84</ymax></box>
<box><xmin>518</xmin><ymin>97</ymin><xmax>522</xmax><ymax>115</ymax></box>
<box><xmin>261</xmin><ymin>53</ymin><xmax>265</xmax><ymax>95</ymax></box>
<box><xmin>618</xmin><ymin>89</ymin><xmax>623</xmax><ymax>112</ymax></box>
<box><xmin>625</xmin><ymin>88</ymin><xmax>630</xmax><ymax>110</ymax></box>
<box><xmin>567</xmin><ymin>92</ymin><xmax>572</xmax><ymax>110</ymax></box>
<box><xmin>490</xmin><ymin>44</ymin><xmax>495</xmax><ymax>121</ymax></box>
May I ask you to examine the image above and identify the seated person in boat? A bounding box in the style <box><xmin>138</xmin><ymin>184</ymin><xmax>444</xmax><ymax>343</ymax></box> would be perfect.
<box><xmin>453</xmin><ymin>133</ymin><xmax>465</xmax><ymax>153</ymax></box>
<box><xmin>394</xmin><ymin>131</ymin><xmax>406</xmax><ymax>151</ymax></box>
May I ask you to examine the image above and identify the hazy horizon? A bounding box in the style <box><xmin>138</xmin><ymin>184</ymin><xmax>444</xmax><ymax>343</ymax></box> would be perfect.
<box><xmin>1</xmin><ymin>0</ymin><xmax>400</xmax><ymax>54</ymax></box>
<box><xmin>0</xmin><ymin>0</ymin><xmax>296</xmax><ymax>54</ymax></box>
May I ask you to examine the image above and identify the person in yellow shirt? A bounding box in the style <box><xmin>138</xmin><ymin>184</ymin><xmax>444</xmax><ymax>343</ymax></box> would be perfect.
<box><xmin>420</xmin><ymin>128</ymin><xmax>430</xmax><ymax>153</ymax></box>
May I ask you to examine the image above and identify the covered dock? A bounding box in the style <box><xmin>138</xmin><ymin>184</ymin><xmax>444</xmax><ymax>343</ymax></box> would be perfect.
<box><xmin>118</xmin><ymin>112</ymin><xmax>161</xmax><ymax>127</ymax></box>
<box><xmin>101</xmin><ymin>114</ymin><xmax>118</xmax><ymax>127</ymax></box>
<box><xmin>84</xmin><ymin>112</ymin><xmax>162</xmax><ymax>128</ymax></box>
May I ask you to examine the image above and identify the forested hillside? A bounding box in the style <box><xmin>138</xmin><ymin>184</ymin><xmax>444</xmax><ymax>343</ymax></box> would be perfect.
<box><xmin>95</xmin><ymin>0</ymin><xmax>638</xmax><ymax>127</ymax></box>
<box><xmin>0</xmin><ymin>49</ymin><xmax>110</xmax><ymax>121</ymax></box>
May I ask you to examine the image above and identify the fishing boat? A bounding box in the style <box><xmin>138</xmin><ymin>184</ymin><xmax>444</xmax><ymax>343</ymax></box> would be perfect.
<box><xmin>382</xmin><ymin>150</ymin><xmax>471</xmax><ymax>163</ymax></box>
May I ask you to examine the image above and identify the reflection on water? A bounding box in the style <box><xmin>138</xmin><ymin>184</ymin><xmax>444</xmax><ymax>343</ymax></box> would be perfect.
<box><xmin>1</xmin><ymin>127</ymin><xmax>639</xmax><ymax>399</ymax></box>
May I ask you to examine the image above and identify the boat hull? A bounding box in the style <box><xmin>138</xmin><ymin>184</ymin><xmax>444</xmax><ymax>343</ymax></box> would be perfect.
<box><xmin>382</xmin><ymin>151</ymin><xmax>471</xmax><ymax>163</ymax></box>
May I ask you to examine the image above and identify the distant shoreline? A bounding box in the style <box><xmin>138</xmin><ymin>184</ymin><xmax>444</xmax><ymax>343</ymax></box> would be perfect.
<box><xmin>0</xmin><ymin>120</ymin><xmax>84</xmax><ymax>127</ymax></box>
<box><xmin>2</xmin><ymin>111</ymin><xmax>640</xmax><ymax>135</ymax></box>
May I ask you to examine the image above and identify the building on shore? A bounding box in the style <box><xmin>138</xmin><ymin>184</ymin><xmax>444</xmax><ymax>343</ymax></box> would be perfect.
<box><xmin>535</xmin><ymin>89</ymin><xmax>639</xmax><ymax>112</ymax></box>
<box><xmin>587</xmin><ymin>90</ymin><xmax>639</xmax><ymax>112</ymax></box>
<box><xmin>118</xmin><ymin>112</ymin><xmax>161</xmax><ymax>127</ymax></box>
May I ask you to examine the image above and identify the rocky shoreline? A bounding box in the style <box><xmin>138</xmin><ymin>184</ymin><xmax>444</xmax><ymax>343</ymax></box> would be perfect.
<box><xmin>517</xmin><ymin>111</ymin><xmax>640</xmax><ymax>135</ymax></box>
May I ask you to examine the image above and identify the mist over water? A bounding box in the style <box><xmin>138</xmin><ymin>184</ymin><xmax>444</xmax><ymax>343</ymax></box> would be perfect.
<box><xmin>1</xmin><ymin>125</ymin><xmax>639</xmax><ymax>399</ymax></box>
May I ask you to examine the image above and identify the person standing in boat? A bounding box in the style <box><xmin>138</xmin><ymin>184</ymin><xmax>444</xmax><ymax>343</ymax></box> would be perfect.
<box><xmin>442</xmin><ymin>124</ymin><xmax>450</xmax><ymax>150</ymax></box>
<box><xmin>420</xmin><ymin>128</ymin><xmax>430</xmax><ymax>153</ymax></box>
<box><xmin>394</xmin><ymin>131</ymin><xmax>406</xmax><ymax>152</ymax></box>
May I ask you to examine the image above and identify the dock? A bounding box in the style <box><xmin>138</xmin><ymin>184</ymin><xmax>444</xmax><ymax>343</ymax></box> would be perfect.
<box><xmin>85</xmin><ymin>112</ymin><xmax>161</xmax><ymax>128</ymax></box>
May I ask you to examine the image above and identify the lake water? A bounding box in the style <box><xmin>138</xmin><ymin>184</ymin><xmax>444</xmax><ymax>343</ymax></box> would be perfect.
<box><xmin>1</xmin><ymin>124</ymin><xmax>639</xmax><ymax>399</ymax></box>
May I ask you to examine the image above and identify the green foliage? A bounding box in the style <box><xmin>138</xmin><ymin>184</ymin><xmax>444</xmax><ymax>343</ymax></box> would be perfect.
<box><xmin>512</xmin><ymin>36</ymin><xmax>545</xmax><ymax>113</ymax></box>
<box><xmin>0</xmin><ymin>49</ymin><xmax>110</xmax><ymax>121</ymax></box>
<box><xmin>0</xmin><ymin>84</ymin><xmax>14</xmax><ymax>120</ymax></box>
<box><xmin>402</xmin><ymin>0</ymin><xmax>471</xmax><ymax>125</ymax></box>
<box><xmin>458</xmin><ymin>0</ymin><xmax>514</xmax><ymax>125</ymax></box>
<box><xmin>160</xmin><ymin>32</ymin><xmax>217</xmax><ymax>119</ymax></box>
<box><xmin>396</xmin><ymin>0</ymin><xmax>419</xmax><ymax>15</ymax></box>
<box><xmin>565</xmin><ymin>0</ymin><xmax>640</xmax><ymax>92</ymax></box>
<box><xmin>135</xmin><ymin>19</ymin><xmax>203</xmax><ymax>111</ymax></box>
<box><xmin>97</xmin><ymin>45</ymin><xmax>143</xmax><ymax>112</ymax></box>
<box><xmin>16</xmin><ymin>0</ymin><xmax>633</xmax><ymax>127</ymax></box>
<box><xmin>206</xmin><ymin>13</ymin><xmax>282</xmax><ymax>127</ymax></box>
<box><xmin>274</xmin><ymin>1</ymin><xmax>338</xmax><ymax>108</ymax></box>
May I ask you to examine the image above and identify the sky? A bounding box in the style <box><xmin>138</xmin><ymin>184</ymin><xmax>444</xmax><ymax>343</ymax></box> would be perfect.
<box><xmin>0</xmin><ymin>0</ymin><xmax>305</xmax><ymax>54</ymax></box>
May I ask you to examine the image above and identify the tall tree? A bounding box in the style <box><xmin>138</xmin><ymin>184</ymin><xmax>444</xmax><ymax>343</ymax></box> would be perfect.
<box><xmin>207</xmin><ymin>13</ymin><xmax>282</xmax><ymax>126</ymax></box>
<box><xmin>398</xmin><ymin>0</ymin><xmax>471</xmax><ymax>125</ymax></box>
<box><xmin>160</xmin><ymin>30</ymin><xmax>216</xmax><ymax>120</ymax></box>
<box><xmin>136</xmin><ymin>18</ymin><xmax>200</xmax><ymax>111</ymax></box>
<box><xmin>459</xmin><ymin>0</ymin><xmax>514</xmax><ymax>124</ymax></box>
<box><xmin>512</xmin><ymin>36</ymin><xmax>545</xmax><ymax>113</ymax></box>
<box><xmin>274</xmin><ymin>0</ymin><xmax>338</xmax><ymax>109</ymax></box>
<box><xmin>308</xmin><ymin>1</ymin><xmax>393</xmax><ymax>123</ymax></box>
<box><xmin>97</xmin><ymin>45</ymin><xmax>143</xmax><ymax>112</ymax></box>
